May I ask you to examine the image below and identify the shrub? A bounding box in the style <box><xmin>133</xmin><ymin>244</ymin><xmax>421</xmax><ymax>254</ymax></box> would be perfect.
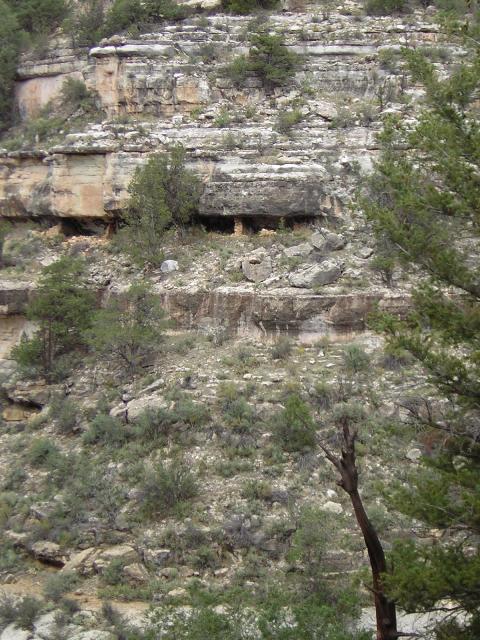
<box><xmin>274</xmin><ymin>394</ymin><xmax>316</xmax><ymax>452</ymax></box>
<box><xmin>271</xmin><ymin>337</ymin><xmax>293</xmax><ymax>360</ymax></box>
<box><xmin>139</xmin><ymin>459</ymin><xmax>198</xmax><ymax>518</ymax></box>
<box><xmin>83</xmin><ymin>414</ymin><xmax>128</xmax><ymax>447</ymax></box>
<box><xmin>221</xmin><ymin>0</ymin><xmax>279</xmax><ymax>14</ymax></box>
<box><xmin>27</xmin><ymin>438</ymin><xmax>60</xmax><ymax>468</ymax></box>
<box><xmin>224</xmin><ymin>55</ymin><xmax>251</xmax><ymax>86</ymax></box>
<box><xmin>342</xmin><ymin>344</ymin><xmax>371</xmax><ymax>374</ymax></box>
<box><xmin>43</xmin><ymin>572</ymin><xmax>78</xmax><ymax>603</ymax></box>
<box><xmin>12</xmin><ymin>0</ymin><xmax>68</xmax><ymax>34</ymax></box>
<box><xmin>275</xmin><ymin>109</ymin><xmax>303</xmax><ymax>135</ymax></box>
<box><xmin>11</xmin><ymin>257</ymin><xmax>95</xmax><ymax>380</ymax></box>
<box><xmin>24</xmin><ymin>112</ymin><xmax>65</xmax><ymax>143</ymax></box>
<box><xmin>173</xmin><ymin>397</ymin><xmax>210</xmax><ymax>428</ymax></box>
<box><xmin>87</xmin><ymin>282</ymin><xmax>167</xmax><ymax>373</ymax></box>
<box><xmin>103</xmin><ymin>0</ymin><xmax>147</xmax><ymax>36</ymax></box>
<box><xmin>332</xmin><ymin>401</ymin><xmax>366</xmax><ymax>427</ymax></box>
<box><xmin>312</xmin><ymin>381</ymin><xmax>335</xmax><ymax>409</ymax></box>
<box><xmin>60</xmin><ymin>78</ymin><xmax>97</xmax><ymax>112</ymax></box>
<box><xmin>15</xmin><ymin>596</ymin><xmax>43</xmax><ymax>631</ymax></box>
<box><xmin>49</xmin><ymin>394</ymin><xmax>78</xmax><ymax>434</ymax></box>
<box><xmin>223</xmin><ymin>397</ymin><xmax>256</xmax><ymax>434</ymax></box>
<box><xmin>0</xmin><ymin>594</ymin><xmax>17</xmax><ymax>630</ymax></box>
<box><xmin>103</xmin><ymin>0</ymin><xmax>188</xmax><ymax>37</ymax></box>
<box><xmin>364</xmin><ymin>0</ymin><xmax>409</xmax><ymax>15</ymax></box>
<box><xmin>371</xmin><ymin>254</ymin><xmax>396</xmax><ymax>287</ymax></box>
<box><xmin>122</xmin><ymin>146</ymin><xmax>201</xmax><ymax>265</ymax></box>
<box><xmin>249</xmin><ymin>33</ymin><xmax>299</xmax><ymax>89</ymax></box>
<box><xmin>287</xmin><ymin>507</ymin><xmax>333</xmax><ymax>593</ymax></box>
<box><xmin>224</xmin><ymin>32</ymin><xmax>299</xmax><ymax>90</ymax></box>
<box><xmin>64</xmin><ymin>0</ymin><xmax>105</xmax><ymax>47</ymax></box>
<box><xmin>103</xmin><ymin>559</ymin><xmax>126</xmax><ymax>586</ymax></box>
<box><xmin>133</xmin><ymin>407</ymin><xmax>176</xmax><ymax>444</ymax></box>
<box><xmin>241</xmin><ymin>479</ymin><xmax>272</xmax><ymax>501</ymax></box>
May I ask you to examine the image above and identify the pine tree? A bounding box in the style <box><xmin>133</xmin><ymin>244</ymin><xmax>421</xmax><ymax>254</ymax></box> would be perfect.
<box><xmin>12</xmin><ymin>257</ymin><xmax>95</xmax><ymax>380</ymax></box>
<box><xmin>363</xmin><ymin>30</ymin><xmax>480</xmax><ymax>638</ymax></box>
<box><xmin>87</xmin><ymin>282</ymin><xmax>167</xmax><ymax>374</ymax></box>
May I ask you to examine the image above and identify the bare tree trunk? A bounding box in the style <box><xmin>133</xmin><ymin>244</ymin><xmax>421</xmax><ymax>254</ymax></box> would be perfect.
<box><xmin>320</xmin><ymin>420</ymin><xmax>398</xmax><ymax>640</ymax></box>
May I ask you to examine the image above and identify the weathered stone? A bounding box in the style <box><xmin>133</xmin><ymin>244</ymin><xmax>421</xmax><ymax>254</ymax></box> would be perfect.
<box><xmin>110</xmin><ymin>393</ymin><xmax>167</xmax><ymax>421</ymax></box>
<box><xmin>69</xmin><ymin>631</ymin><xmax>115</xmax><ymax>640</ymax></box>
<box><xmin>311</xmin><ymin>231</ymin><xmax>346</xmax><ymax>252</ymax></box>
<box><xmin>356</xmin><ymin>246</ymin><xmax>374</xmax><ymax>259</ymax></box>
<box><xmin>61</xmin><ymin>547</ymin><xmax>98</xmax><ymax>575</ymax></box>
<box><xmin>288</xmin><ymin>260</ymin><xmax>344</xmax><ymax>288</ymax></box>
<box><xmin>123</xmin><ymin>562</ymin><xmax>150</xmax><ymax>583</ymax></box>
<box><xmin>33</xmin><ymin>611</ymin><xmax>59</xmax><ymax>640</ymax></box>
<box><xmin>143</xmin><ymin>548</ymin><xmax>172</xmax><ymax>567</ymax></box>
<box><xmin>2</xmin><ymin>405</ymin><xmax>30</xmax><ymax>422</ymax></box>
<box><xmin>242</xmin><ymin>256</ymin><xmax>272</xmax><ymax>283</ymax></box>
<box><xmin>283</xmin><ymin>243</ymin><xmax>313</xmax><ymax>258</ymax></box>
<box><xmin>168</xmin><ymin>587</ymin><xmax>188</xmax><ymax>598</ymax></box>
<box><xmin>160</xmin><ymin>260</ymin><xmax>179</xmax><ymax>273</ymax></box>
<box><xmin>29</xmin><ymin>540</ymin><xmax>66</xmax><ymax>566</ymax></box>
<box><xmin>4</xmin><ymin>380</ymin><xmax>50</xmax><ymax>406</ymax></box>
<box><xmin>406</xmin><ymin>448</ymin><xmax>422</xmax><ymax>462</ymax></box>
<box><xmin>93</xmin><ymin>544</ymin><xmax>139</xmax><ymax>572</ymax></box>
<box><xmin>0</xmin><ymin>624</ymin><xmax>31</xmax><ymax>640</ymax></box>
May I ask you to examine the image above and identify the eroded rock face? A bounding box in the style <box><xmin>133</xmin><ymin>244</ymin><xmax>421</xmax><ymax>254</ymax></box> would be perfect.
<box><xmin>0</xmin><ymin>13</ymin><xmax>451</xmax><ymax>224</ymax></box>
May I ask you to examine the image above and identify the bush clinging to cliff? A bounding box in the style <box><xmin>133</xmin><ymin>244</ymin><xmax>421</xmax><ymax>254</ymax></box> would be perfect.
<box><xmin>122</xmin><ymin>145</ymin><xmax>201</xmax><ymax>266</ymax></box>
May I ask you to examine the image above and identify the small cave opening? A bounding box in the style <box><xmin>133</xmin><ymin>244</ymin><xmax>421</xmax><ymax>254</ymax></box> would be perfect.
<box><xmin>196</xmin><ymin>215</ymin><xmax>318</xmax><ymax>235</ymax></box>
<box><xmin>196</xmin><ymin>215</ymin><xmax>235</xmax><ymax>234</ymax></box>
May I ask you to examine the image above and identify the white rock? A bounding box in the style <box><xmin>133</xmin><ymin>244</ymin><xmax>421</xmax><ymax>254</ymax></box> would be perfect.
<box><xmin>69</xmin><ymin>631</ymin><xmax>115</xmax><ymax>640</ymax></box>
<box><xmin>160</xmin><ymin>260</ymin><xmax>179</xmax><ymax>273</ymax></box>
<box><xmin>33</xmin><ymin>611</ymin><xmax>59</xmax><ymax>640</ymax></box>
<box><xmin>321</xmin><ymin>501</ymin><xmax>343</xmax><ymax>515</ymax></box>
<box><xmin>406</xmin><ymin>448</ymin><xmax>422</xmax><ymax>462</ymax></box>
<box><xmin>0</xmin><ymin>625</ymin><xmax>31</xmax><ymax>640</ymax></box>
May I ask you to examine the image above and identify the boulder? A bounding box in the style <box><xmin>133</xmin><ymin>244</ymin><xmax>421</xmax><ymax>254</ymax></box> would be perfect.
<box><xmin>143</xmin><ymin>548</ymin><xmax>172</xmax><ymax>567</ymax></box>
<box><xmin>123</xmin><ymin>562</ymin><xmax>150</xmax><ymax>583</ymax></box>
<box><xmin>288</xmin><ymin>260</ymin><xmax>344</xmax><ymax>288</ymax></box>
<box><xmin>70</xmin><ymin>631</ymin><xmax>115</xmax><ymax>640</ymax></box>
<box><xmin>29</xmin><ymin>541</ymin><xmax>66</xmax><ymax>566</ymax></box>
<box><xmin>311</xmin><ymin>231</ymin><xmax>346</xmax><ymax>252</ymax></box>
<box><xmin>160</xmin><ymin>260</ymin><xmax>179</xmax><ymax>273</ymax></box>
<box><xmin>1</xmin><ymin>406</ymin><xmax>30</xmax><ymax>422</ymax></box>
<box><xmin>356</xmin><ymin>246</ymin><xmax>374</xmax><ymax>259</ymax></box>
<box><xmin>283</xmin><ymin>243</ymin><xmax>313</xmax><ymax>258</ymax></box>
<box><xmin>93</xmin><ymin>544</ymin><xmax>139</xmax><ymax>573</ymax></box>
<box><xmin>33</xmin><ymin>611</ymin><xmax>59</xmax><ymax>640</ymax></box>
<box><xmin>406</xmin><ymin>448</ymin><xmax>422</xmax><ymax>462</ymax></box>
<box><xmin>0</xmin><ymin>624</ymin><xmax>31</xmax><ymax>640</ymax></box>
<box><xmin>110</xmin><ymin>393</ymin><xmax>167</xmax><ymax>421</ymax></box>
<box><xmin>61</xmin><ymin>547</ymin><xmax>98</xmax><ymax>575</ymax></box>
<box><xmin>242</xmin><ymin>256</ymin><xmax>272</xmax><ymax>283</ymax></box>
<box><xmin>4</xmin><ymin>380</ymin><xmax>50</xmax><ymax>407</ymax></box>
